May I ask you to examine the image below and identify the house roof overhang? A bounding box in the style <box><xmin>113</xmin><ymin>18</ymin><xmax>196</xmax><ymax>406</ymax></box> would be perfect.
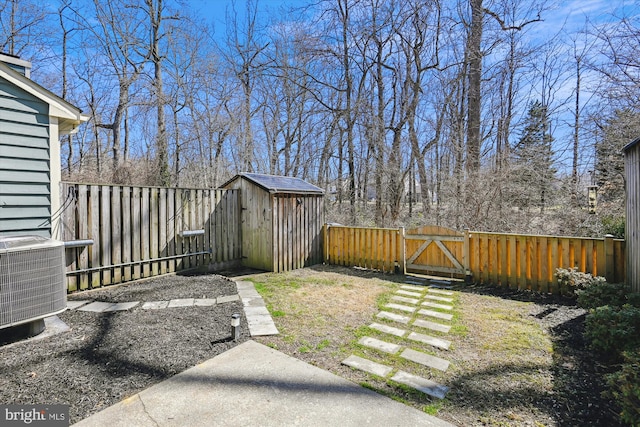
<box><xmin>0</xmin><ymin>62</ymin><xmax>88</xmax><ymax>135</ymax></box>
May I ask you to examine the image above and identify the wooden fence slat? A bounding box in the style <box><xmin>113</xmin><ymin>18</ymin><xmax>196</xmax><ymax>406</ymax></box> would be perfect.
<box><xmin>90</xmin><ymin>185</ymin><xmax>101</xmax><ymax>288</ymax></box>
<box><xmin>122</xmin><ymin>186</ymin><xmax>131</xmax><ymax>282</ymax></box>
<box><xmin>132</xmin><ymin>187</ymin><xmax>141</xmax><ymax>280</ymax></box>
<box><xmin>159</xmin><ymin>188</ymin><xmax>167</xmax><ymax>275</ymax></box>
<box><xmin>77</xmin><ymin>185</ymin><xmax>89</xmax><ymax>290</ymax></box>
<box><xmin>167</xmin><ymin>189</ymin><xmax>176</xmax><ymax>273</ymax></box>
<box><xmin>150</xmin><ymin>188</ymin><xmax>159</xmax><ymax>276</ymax></box>
<box><xmin>62</xmin><ymin>184</ymin><xmax>77</xmax><ymax>292</ymax></box>
<box><xmin>111</xmin><ymin>186</ymin><xmax>122</xmax><ymax>284</ymax></box>
<box><xmin>100</xmin><ymin>186</ymin><xmax>112</xmax><ymax>286</ymax></box>
<box><xmin>141</xmin><ymin>188</ymin><xmax>150</xmax><ymax>277</ymax></box>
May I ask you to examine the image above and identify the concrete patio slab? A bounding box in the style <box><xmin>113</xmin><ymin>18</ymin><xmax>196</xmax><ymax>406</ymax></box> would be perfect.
<box><xmin>423</xmin><ymin>294</ymin><xmax>454</xmax><ymax>303</ymax></box>
<box><xmin>75</xmin><ymin>341</ymin><xmax>452</xmax><ymax>426</ymax></box>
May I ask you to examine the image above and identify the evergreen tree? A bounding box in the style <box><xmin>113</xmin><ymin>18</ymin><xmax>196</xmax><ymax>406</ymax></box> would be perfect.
<box><xmin>511</xmin><ymin>100</ymin><xmax>556</xmax><ymax>212</ymax></box>
<box><xmin>594</xmin><ymin>109</ymin><xmax>640</xmax><ymax>203</ymax></box>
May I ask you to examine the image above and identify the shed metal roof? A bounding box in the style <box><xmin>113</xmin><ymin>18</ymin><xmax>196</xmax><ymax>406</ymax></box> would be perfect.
<box><xmin>225</xmin><ymin>173</ymin><xmax>324</xmax><ymax>195</ymax></box>
<box><xmin>624</xmin><ymin>136</ymin><xmax>640</xmax><ymax>152</ymax></box>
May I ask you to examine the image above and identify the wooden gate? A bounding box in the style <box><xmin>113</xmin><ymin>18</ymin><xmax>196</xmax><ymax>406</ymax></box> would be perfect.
<box><xmin>405</xmin><ymin>225</ymin><xmax>467</xmax><ymax>277</ymax></box>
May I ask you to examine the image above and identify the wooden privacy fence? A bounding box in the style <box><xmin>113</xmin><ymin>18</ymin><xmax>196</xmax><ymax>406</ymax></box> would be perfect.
<box><xmin>60</xmin><ymin>183</ymin><xmax>241</xmax><ymax>292</ymax></box>
<box><xmin>324</xmin><ymin>225</ymin><xmax>405</xmax><ymax>273</ymax></box>
<box><xmin>468</xmin><ymin>231</ymin><xmax>625</xmax><ymax>294</ymax></box>
<box><xmin>323</xmin><ymin>224</ymin><xmax>626</xmax><ymax>294</ymax></box>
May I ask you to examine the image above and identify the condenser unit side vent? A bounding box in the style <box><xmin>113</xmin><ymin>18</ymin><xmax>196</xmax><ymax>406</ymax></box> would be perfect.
<box><xmin>0</xmin><ymin>236</ymin><xmax>67</xmax><ymax>329</ymax></box>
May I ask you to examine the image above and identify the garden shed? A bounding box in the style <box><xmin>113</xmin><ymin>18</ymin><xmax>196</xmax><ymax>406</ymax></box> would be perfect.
<box><xmin>624</xmin><ymin>137</ymin><xmax>640</xmax><ymax>292</ymax></box>
<box><xmin>0</xmin><ymin>54</ymin><xmax>87</xmax><ymax>238</ymax></box>
<box><xmin>222</xmin><ymin>173</ymin><xmax>324</xmax><ymax>272</ymax></box>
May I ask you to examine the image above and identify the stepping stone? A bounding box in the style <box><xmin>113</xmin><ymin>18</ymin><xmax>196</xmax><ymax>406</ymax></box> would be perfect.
<box><xmin>391</xmin><ymin>371</ymin><xmax>449</xmax><ymax>399</ymax></box>
<box><xmin>342</xmin><ymin>355</ymin><xmax>393</xmax><ymax>378</ymax></box>
<box><xmin>67</xmin><ymin>300</ymin><xmax>91</xmax><ymax>310</ymax></box>
<box><xmin>235</xmin><ymin>280</ymin><xmax>257</xmax><ymax>291</ymax></box>
<box><xmin>77</xmin><ymin>301</ymin><xmax>116</xmax><ymax>313</ymax></box>
<box><xmin>405</xmin><ymin>278</ymin><xmax>427</xmax><ymax>285</ymax></box>
<box><xmin>141</xmin><ymin>301</ymin><xmax>169</xmax><ymax>310</ymax></box>
<box><xmin>401</xmin><ymin>285</ymin><xmax>424</xmax><ymax>291</ymax></box>
<box><xmin>391</xmin><ymin>295</ymin><xmax>420</xmax><ymax>305</ymax></box>
<box><xmin>246</xmin><ymin>316</ymin><xmax>279</xmax><ymax>336</ymax></box>
<box><xmin>243</xmin><ymin>306</ymin><xmax>271</xmax><ymax>316</ymax></box>
<box><xmin>428</xmin><ymin>288</ymin><xmax>454</xmax><ymax>296</ymax></box>
<box><xmin>423</xmin><ymin>294</ymin><xmax>454</xmax><ymax>303</ymax></box>
<box><xmin>396</xmin><ymin>290</ymin><xmax>422</xmax><ymax>298</ymax></box>
<box><xmin>168</xmin><ymin>298</ymin><xmax>195</xmax><ymax>308</ymax></box>
<box><xmin>400</xmin><ymin>348</ymin><xmax>450</xmax><ymax>372</ymax></box>
<box><xmin>376</xmin><ymin>311</ymin><xmax>410</xmax><ymax>324</ymax></box>
<box><xmin>369</xmin><ymin>322</ymin><xmax>407</xmax><ymax>338</ymax></box>
<box><xmin>385</xmin><ymin>303</ymin><xmax>416</xmax><ymax>313</ymax></box>
<box><xmin>421</xmin><ymin>301</ymin><xmax>453</xmax><ymax>311</ymax></box>
<box><xmin>407</xmin><ymin>332</ymin><xmax>451</xmax><ymax>350</ymax></box>
<box><xmin>103</xmin><ymin>301</ymin><xmax>139</xmax><ymax>312</ymax></box>
<box><xmin>194</xmin><ymin>298</ymin><xmax>217</xmax><ymax>307</ymax></box>
<box><xmin>412</xmin><ymin>318</ymin><xmax>451</xmax><ymax>334</ymax></box>
<box><xmin>358</xmin><ymin>336</ymin><xmax>401</xmax><ymax>354</ymax></box>
<box><xmin>217</xmin><ymin>294</ymin><xmax>240</xmax><ymax>303</ymax></box>
<box><xmin>417</xmin><ymin>309</ymin><xmax>453</xmax><ymax>321</ymax></box>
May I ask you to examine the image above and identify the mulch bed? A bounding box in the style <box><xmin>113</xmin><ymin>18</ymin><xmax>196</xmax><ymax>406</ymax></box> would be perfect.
<box><xmin>0</xmin><ymin>272</ymin><xmax>248</xmax><ymax>424</ymax></box>
<box><xmin>460</xmin><ymin>283</ymin><xmax>625</xmax><ymax>426</ymax></box>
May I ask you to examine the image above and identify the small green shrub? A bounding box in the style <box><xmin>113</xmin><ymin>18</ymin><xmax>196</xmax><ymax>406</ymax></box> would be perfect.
<box><xmin>576</xmin><ymin>282</ymin><xmax>630</xmax><ymax>310</ymax></box>
<box><xmin>601</xmin><ymin>215</ymin><xmax>625</xmax><ymax>239</ymax></box>
<box><xmin>585</xmin><ymin>305</ymin><xmax>640</xmax><ymax>357</ymax></box>
<box><xmin>555</xmin><ymin>267</ymin><xmax>606</xmax><ymax>296</ymax></box>
<box><xmin>606</xmin><ymin>351</ymin><xmax>640</xmax><ymax>426</ymax></box>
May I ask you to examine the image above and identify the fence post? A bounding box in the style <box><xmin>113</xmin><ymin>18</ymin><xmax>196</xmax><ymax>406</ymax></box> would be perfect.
<box><xmin>398</xmin><ymin>227</ymin><xmax>406</xmax><ymax>275</ymax></box>
<box><xmin>604</xmin><ymin>234</ymin><xmax>615</xmax><ymax>282</ymax></box>
<box><xmin>464</xmin><ymin>228</ymin><xmax>472</xmax><ymax>283</ymax></box>
<box><xmin>323</xmin><ymin>223</ymin><xmax>329</xmax><ymax>264</ymax></box>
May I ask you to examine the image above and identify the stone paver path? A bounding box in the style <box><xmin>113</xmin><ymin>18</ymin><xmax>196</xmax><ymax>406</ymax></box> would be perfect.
<box><xmin>342</xmin><ymin>276</ymin><xmax>458</xmax><ymax>400</ymax></box>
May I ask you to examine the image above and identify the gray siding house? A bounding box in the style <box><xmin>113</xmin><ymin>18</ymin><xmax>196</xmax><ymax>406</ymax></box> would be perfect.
<box><xmin>0</xmin><ymin>54</ymin><xmax>87</xmax><ymax>238</ymax></box>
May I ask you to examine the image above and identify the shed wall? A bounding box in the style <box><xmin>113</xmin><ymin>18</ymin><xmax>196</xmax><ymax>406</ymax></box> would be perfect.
<box><xmin>627</xmin><ymin>143</ymin><xmax>640</xmax><ymax>292</ymax></box>
<box><xmin>0</xmin><ymin>76</ymin><xmax>51</xmax><ymax>237</ymax></box>
<box><xmin>273</xmin><ymin>194</ymin><xmax>324</xmax><ymax>272</ymax></box>
<box><xmin>235</xmin><ymin>178</ymin><xmax>274</xmax><ymax>271</ymax></box>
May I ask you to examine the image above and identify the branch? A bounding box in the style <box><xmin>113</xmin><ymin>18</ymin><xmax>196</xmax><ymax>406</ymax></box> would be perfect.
<box><xmin>483</xmin><ymin>8</ymin><xmax>542</xmax><ymax>31</ymax></box>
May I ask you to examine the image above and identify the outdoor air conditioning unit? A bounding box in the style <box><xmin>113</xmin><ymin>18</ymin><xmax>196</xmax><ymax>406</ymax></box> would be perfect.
<box><xmin>0</xmin><ymin>236</ymin><xmax>67</xmax><ymax>338</ymax></box>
